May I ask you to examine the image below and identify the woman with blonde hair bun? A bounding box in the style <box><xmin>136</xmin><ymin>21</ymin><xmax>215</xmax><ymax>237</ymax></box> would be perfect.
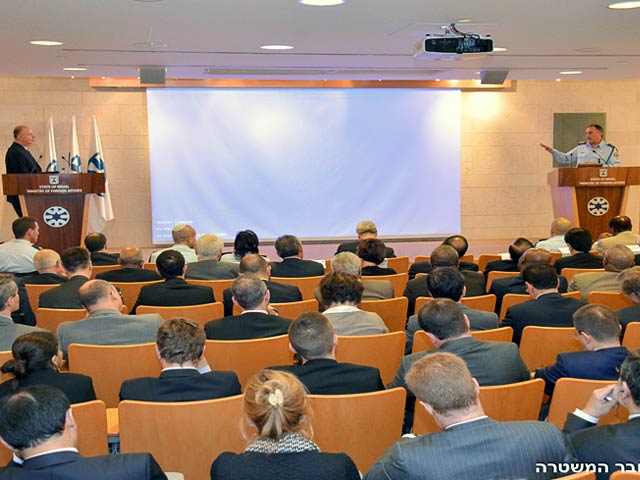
<box><xmin>210</xmin><ymin>369</ymin><xmax>359</xmax><ymax>479</ymax></box>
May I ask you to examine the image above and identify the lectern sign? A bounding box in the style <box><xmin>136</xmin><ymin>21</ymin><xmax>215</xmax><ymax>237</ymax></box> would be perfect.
<box><xmin>587</xmin><ymin>197</ymin><xmax>609</xmax><ymax>216</ymax></box>
<box><xmin>43</xmin><ymin>206</ymin><xmax>71</xmax><ymax>227</ymax></box>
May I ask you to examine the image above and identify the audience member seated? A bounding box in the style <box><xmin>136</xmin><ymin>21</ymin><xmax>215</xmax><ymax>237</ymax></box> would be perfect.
<box><xmin>358</xmin><ymin>238</ymin><xmax>397</xmax><ymax>276</ymax></box>
<box><xmin>22</xmin><ymin>249</ymin><xmax>68</xmax><ymax>284</ymax></box>
<box><xmin>186</xmin><ymin>234</ymin><xmax>239</xmax><ymax>280</ymax></box>
<box><xmin>149</xmin><ymin>223</ymin><xmax>198</xmax><ymax>263</ymax></box>
<box><xmin>553</xmin><ymin>227</ymin><xmax>604</xmax><ymax>274</ymax></box>
<box><xmin>120</xmin><ymin>317</ymin><xmax>240</xmax><ymax>402</ymax></box>
<box><xmin>270</xmin><ymin>235</ymin><xmax>324</xmax><ymax>278</ymax></box>
<box><xmin>405</xmin><ymin>267</ymin><xmax>499</xmax><ymax>353</ymax></box>
<box><xmin>389</xmin><ymin>299</ymin><xmax>528</xmax><ymax>432</ymax></box>
<box><xmin>219</xmin><ymin>229</ymin><xmax>263</xmax><ymax>264</ymax></box>
<box><xmin>319</xmin><ymin>272</ymin><xmax>388</xmax><ymax>335</ymax></box>
<box><xmin>569</xmin><ymin>244</ymin><xmax>635</xmax><ymax>300</ymax></box>
<box><xmin>490</xmin><ymin>247</ymin><xmax>569</xmax><ymax>314</ymax></box>
<box><xmin>132</xmin><ymin>250</ymin><xmax>215</xmax><ymax>313</ymax></box>
<box><xmin>96</xmin><ymin>247</ymin><xmax>162</xmax><ymax>282</ymax></box>
<box><xmin>0</xmin><ymin>275</ymin><xmax>45</xmax><ymax>351</ymax></box>
<box><xmin>83</xmin><ymin>232</ymin><xmax>118</xmax><ymax>266</ymax></box>
<box><xmin>0</xmin><ymin>385</ymin><xmax>167</xmax><ymax>479</ymax></box>
<box><xmin>335</xmin><ymin>220</ymin><xmax>395</xmax><ymax>258</ymax></box>
<box><xmin>0</xmin><ymin>332</ymin><xmax>96</xmax><ymax>404</ymax></box>
<box><xmin>535</xmin><ymin>217</ymin><xmax>572</xmax><ymax>252</ymax></box>
<box><xmin>564</xmin><ymin>350</ymin><xmax>640</xmax><ymax>479</ymax></box>
<box><xmin>483</xmin><ymin>237</ymin><xmax>534</xmax><ymax>281</ymax></box>
<box><xmin>404</xmin><ymin>245</ymin><xmax>485</xmax><ymax>316</ymax></box>
<box><xmin>596</xmin><ymin>215</ymin><xmax>640</xmax><ymax>253</ymax></box>
<box><xmin>206</xmin><ymin>274</ymin><xmax>293</xmax><ymax>340</ymax></box>
<box><xmin>0</xmin><ymin>217</ymin><xmax>39</xmax><ymax>274</ymax></box>
<box><xmin>501</xmin><ymin>263</ymin><xmax>586</xmax><ymax>344</ymax></box>
<box><xmin>409</xmin><ymin>234</ymin><xmax>479</xmax><ymax>279</ymax></box>
<box><xmin>210</xmin><ymin>370</ymin><xmax>359</xmax><ymax>480</ymax></box>
<box><xmin>365</xmin><ymin>353</ymin><xmax>571</xmax><ymax>480</ymax></box>
<box><xmin>535</xmin><ymin>304</ymin><xmax>628</xmax><ymax>396</ymax></box>
<box><xmin>222</xmin><ymin>254</ymin><xmax>301</xmax><ymax>316</ymax></box>
<box><xmin>269</xmin><ymin>312</ymin><xmax>384</xmax><ymax>394</ymax></box>
<box><xmin>38</xmin><ymin>247</ymin><xmax>92</xmax><ymax>309</ymax></box>
<box><xmin>617</xmin><ymin>266</ymin><xmax>640</xmax><ymax>334</ymax></box>
<box><xmin>57</xmin><ymin>279</ymin><xmax>163</xmax><ymax>358</ymax></box>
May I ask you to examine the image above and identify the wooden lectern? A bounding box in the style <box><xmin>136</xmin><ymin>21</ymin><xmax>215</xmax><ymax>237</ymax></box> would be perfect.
<box><xmin>547</xmin><ymin>167</ymin><xmax>640</xmax><ymax>237</ymax></box>
<box><xmin>2</xmin><ymin>173</ymin><xmax>105</xmax><ymax>254</ymax></box>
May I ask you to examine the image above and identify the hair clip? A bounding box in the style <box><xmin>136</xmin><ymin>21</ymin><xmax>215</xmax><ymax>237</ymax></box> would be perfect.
<box><xmin>268</xmin><ymin>389</ymin><xmax>284</xmax><ymax>407</ymax></box>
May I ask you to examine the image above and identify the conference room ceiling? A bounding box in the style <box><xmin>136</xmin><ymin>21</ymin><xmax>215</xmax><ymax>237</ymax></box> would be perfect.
<box><xmin>1</xmin><ymin>0</ymin><xmax>639</xmax><ymax>81</ymax></box>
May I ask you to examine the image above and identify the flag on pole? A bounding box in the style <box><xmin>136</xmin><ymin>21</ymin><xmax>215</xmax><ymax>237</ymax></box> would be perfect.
<box><xmin>68</xmin><ymin>115</ymin><xmax>81</xmax><ymax>173</ymax></box>
<box><xmin>87</xmin><ymin>115</ymin><xmax>114</xmax><ymax>232</ymax></box>
<box><xmin>44</xmin><ymin>116</ymin><xmax>59</xmax><ymax>172</ymax></box>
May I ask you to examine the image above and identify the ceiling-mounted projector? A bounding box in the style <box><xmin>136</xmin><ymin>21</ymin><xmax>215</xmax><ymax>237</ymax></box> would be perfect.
<box><xmin>415</xmin><ymin>23</ymin><xmax>493</xmax><ymax>58</ymax></box>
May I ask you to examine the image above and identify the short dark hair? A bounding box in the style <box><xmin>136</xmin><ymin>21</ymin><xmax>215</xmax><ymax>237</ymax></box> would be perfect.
<box><xmin>288</xmin><ymin>312</ymin><xmax>334</xmax><ymax>359</ymax></box>
<box><xmin>234</xmin><ymin>230</ymin><xmax>260</xmax><ymax>257</ymax></box>
<box><xmin>156</xmin><ymin>250</ymin><xmax>185</xmax><ymax>278</ymax></box>
<box><xmin>426</xmin><ymin>267</ymin><xmax>464</xmax><ymax>301</ymax></box>
<box><xmin>12</xmin><ymin>217</ymin><xmax>37</xmax><ymax>239</ymax></box>
<box><xmin>564</xmin><ymin>228</ymin><xmax>593</xmax><ymax>253</ymax></box>
<box><xmin>417</xmin><ymin>298</ymin><xmax>467</xmax><ymax>340</ymax></box>
<box><xmin>83</xmin><ymin>232</ymin><xmax>107</xmax><ymax>253</ymax></box>
<box><xmin>610</xmin><ymin>216</ymin><xmax>633</xmax><ymax>234</ymax></box>
<box><xmin>430</xmin><ymin>245</ymin><xmax>458</xmax><ymax>268</ymax></box>
<box><xmin>319</xmin><ymin>272</ymin><xmax>363</xmax><ymax>306</ymax></box>
<box><xmin>156</xmin><ymin>318</ymin><xmax>205</xmax><ymax>364</ymax></box>
<box><xmin>61</xmin><ymin>247</ymin><xmax>90</xmax><ymax>273</ymax></box>
<box><xmin>0</xmin><ymin>385</ymin><xmax>69</xmax><ymax>451</ymax></box>
<box><xmin>588</xmin><ymin>124</ymin><xmax>604</xmax><ymax>135</ymax></box>
<box><xmin>522</xmin><ymin>263</ymin><xmax>558</xmax><ymax>290</ymax></box>
<box><xmin>573</xmin><ymin>304</ymin><xmax>621</xmax><ymax>343</ymax></box>
<box><xmin>356</xmin><ymin>238</ymin><xmax>386</xmax><ymax>265</ymax></box>
<box><xmin>275</xmin><ymin>235</ymin><xmax>302</xmax><ymax>259</ymax></box>
<box><xmin>442</xmin><ymin>235</ymin><xmax>469</xmax><ymax>257</ymax></box>
<box><xmin>620</xmin><ymin>350</ymin><xmax>640</xmax><ymax>406</ymax></box>
<box><xmin>509</xmin><ymin>238</ymin><xmax>534</xmax><ymax>262</ymax></box>
<box><xmin>1</xmin><ymin>332</ymin><xmax>58</xmax><ymax>380</ymax></box>
<box><xmin>231</xmin><ymin>274</ymin><xmax>267</xmax><ymax>309</ymax></box>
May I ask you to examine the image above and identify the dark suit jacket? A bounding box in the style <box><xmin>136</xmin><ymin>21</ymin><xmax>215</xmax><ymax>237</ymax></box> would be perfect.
<box><xmin>483</xmin><ymin>258</ymin><xmax>518</xmax><ymax>281</ymax></box>
<box><xmin>490</xmin><ymin>273</ymin><xmax>569</xmax><ymax>314</ymax></box>
<box><xmin>365</xmin><ymin>417</ymin><xmax>572</xmax><ymax>480</ymax></box>
<box><xmin>21</xmin><ymin>272</ymin><xmax>68</xmax><ymax>285</ymax></box>
<box><xmin>119</xmin><ymin>368</ymin><xmax>241</xmax><ymax>402</ymax></box>
<box><xmin>5</xmin><ymin>142</ymin><xmax>42</xmax><ymax>216</ymax></box>
<box><xmin>11</xmin><ymin>277</ymin><xmax>35</xmax><ymax>326</ymax></box>
<box><xmin>616</xmin><ymin>305</ymin><xmax>640</xmax><ymax>334</ymax></box>
<box><xmin>409</xmin><ymin>260</ymin><xmax>479</xmax><ymax>279</ymax></box>
<box><xmin>336</xmin><ymin>241</ymin><xmax>395</xmax><ymax>258</ymax></box>
<box><xmin>564</xmin><ymin>415</ymin><xmax>640</xmax><ymax>480</ymax></box>
<box><xmin>361</xmin><ymin>265</ymin><xmax>397</xmax><ymax>276</ymax></box>
<box><xmin>0</xmin><ymin>368</ymin><xmax>96</xmax><ymax>404</ymax></box>
<box><xmin>0</xmin><ymin>451</ymin><xmax>167</xmax><ymax>480</ymax></box>
<box><xmin>38</xmin><ymin>275</ymin><xmax>89</xmax><ymax>309</ymax></box>
<box><xmin>403</xmin><ymin>270</ymin><xmax>486</xmax><ymax>316</ymax></box>
<box><xmin>554</xmin><ymin>252</ymin><xmax>604</xmax><ymax>274</ymax></box>
<box><xmin>269</xmin><ymin>257</ymin><xmax>325</xmax><ymax>278</ymax></box>
<box><xmin>535</xmin><ymin>346</ymin><xmax>629</xmax><ymax>395</ymax></box>
<box><xmin>186</xmin><ymin>259</ymin><xmax>239</xmax><ymax>280</ymax></box>
<box><xmin>90</xmin><ymin>251</ymin><xmax>119</xmax><ymax>266</ymax></box>
<box><xmin>270</xmin><ymin>358</ymin><xmax>384</xmax><ymax>394</ymax></box>
<box><xmin>223</xmin><ymin>280</ymin><xmax>302</xmax><ymax>316</ymax></box>
<box><xmin>501</xmin><ymin>292</ymin><xmax>587</xmax><ymax>344</ymax></box>
<box><xmin>132</xmin><ymin>277</ymin><xmax>214</xmax><ymax>313</ymax></box>
<box><xmin>205</xmin><ymin>311</ymin><xmax>292</xmax><ymax>340</ymax></box>
<box><xmin>96</xmin><ymin>267</ymin><xmax>162</xmax><ymax>282</ymax></box>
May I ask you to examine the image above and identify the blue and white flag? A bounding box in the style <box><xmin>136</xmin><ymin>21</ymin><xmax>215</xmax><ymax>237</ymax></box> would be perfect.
<box><xmin>68</xmin><ymin>115</ymin><xmax>81</xmax><ymax>173</ymax></box>
<box><xmin>44</xmin><ymin>116</ymin><xmax>59</xmax><ymax>173</ymax></box>
<box><xmin>87</xmin><ymin>115</ymin><xmax>114</xmax><ymax>232</ymax></box>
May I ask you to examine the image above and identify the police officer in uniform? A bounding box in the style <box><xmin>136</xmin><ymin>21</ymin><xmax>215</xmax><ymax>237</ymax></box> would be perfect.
<box><xmin>540</xmin><ymin>124</ymin><xmax>620</xmax><ymax>167</ymax></box>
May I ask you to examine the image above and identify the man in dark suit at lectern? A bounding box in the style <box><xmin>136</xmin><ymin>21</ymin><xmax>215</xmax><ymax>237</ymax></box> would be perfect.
<box><xmin>5</xmin><ymin>125</ymin><xmax>42</xmax><ymax>217</ymax></box>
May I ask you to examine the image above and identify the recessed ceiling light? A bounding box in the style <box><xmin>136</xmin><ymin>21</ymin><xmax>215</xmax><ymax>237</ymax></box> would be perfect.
<box><xmin>493</xmin><ymin>47</ymin><xmax>508</xmax><ymax>52</ymax></box>
<box><xmin>560</xmin><ymin>71</ymin><xmax>582</xmax><ymax>75</ymax></box>
<box><xmin>298</xmin><ymin>0</ymin><xmax>344</xmax><ymax>5</ymax></box>
<box><xmin>457</xmin><ymin>18</ymin><xmax>472</xmax><ymax>23</ymax></box>
<box><xmin>63</xmin><ymin>67</ymin><xmax>87</xmax><ymax>71</ymax></box>
<box><xmin>30</xmin><ymin>40</ymin><xmax>63</xmax><ymax>46</ymax></box>
<box><xmin>556</xmin><ymin>78</ymin><xmax>562</xmax><ymax>82</ymax></box>
<box><xmin>260</xmin><ymin>44</ymin><xmax>294</xmax><ymax>50</ymax></box>
<box><xmin>608</xmin><ymin>1</ymin><xmax>640</xmax><ymax>9</ymax></box>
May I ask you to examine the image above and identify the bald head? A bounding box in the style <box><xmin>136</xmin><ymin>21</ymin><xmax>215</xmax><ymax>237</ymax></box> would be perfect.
<box><xmin>33</xmin><ymin>249</ymin><xmax>61</xmax><ymax>273</ymax></box>
<box><xmin>518</xmin><ymin>248</ymin><xmax>552</xmax><ymax>272</ymax></box>
<box><xmin>171</xmin><ymin>224</ymin><xmax>196</xmax><ymax>246</ymax></box>
<box><xmin>430</xmin><ymin>245</ymin><xmax>459</xmax><ymax>269</ymax></box>
<box><xmin>551</xmin><ymin>218</ymin><xmax>572</xmax><ymax>236</ymax></box>
<box><xmin>119</xmin><ymin>247</ymin><xmax>144</xmax><ymax>268</ymax></box>
<box><xmin>78</xmin><ymin>279</ymin><xmax>122</xmax><ymax>312</ymax></box>
<box><xmin>603</xmin><ymin>245</ymin><xmax>635</xmax><ymax>272</ymax></box>
<box><xmin>239</xmin><ymin>254</ymin><xmax>269</xmax><ymax>277</ymax></box>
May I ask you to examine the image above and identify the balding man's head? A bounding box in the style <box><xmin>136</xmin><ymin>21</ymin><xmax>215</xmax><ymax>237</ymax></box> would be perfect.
<box><xmin>509</xmin><ymin>238</ymin><xmax>534</xmax><ymax>262</ymax></box>
<box><xmin>518</xmin><ymin>248</ymin><xmax>552</xmax><ymax>271</ymax></box>
<box><xmin>118</xmin><ymin>247</ymin><xmax>144</xmax><ymax>268</ymax></box>
<box><xmin>610</xmin><ymin>216</ymin><xmax>633</xmax><ymax>235</ymax></box>
<box><xmin>78</xmin><ymin>279</ymin><xmax>122</xmax><ymax>312</ymax></box>
<box><xmin>239</xmin><ymin>254</ymin><xmax>269</xmax><ymax>277</ymax></box>
<box><xmin>33</xmin><ymin>249</ymin><xmax>61</xmax><ymax>273</ymax></box>
<box><xmin>442</xmin><ymin>235</ymin><xmax>469</xmax><ymax>258</ymax></box>
<box><xmin>603</xmin><ymin>245</ymin><xmax>635</xmax><ymax>272</ymax></box>
<box><xmin>171</xmin><ymin>224</ymin><xmax>196</xmax><ymax>246</ymax></box>
<box><xmin>551</xmin><ymin>218</ymin><xmax>572</xmax><ymax>236</ymax></box>
<box><xmin>430</xmin><ymin>245</ymin><xmax>459</xmax><ymax>269</ymax></box>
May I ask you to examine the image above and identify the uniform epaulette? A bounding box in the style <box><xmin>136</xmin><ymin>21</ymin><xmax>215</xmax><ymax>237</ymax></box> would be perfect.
<box><xmin>606</xmin><ymin>143</ymin><xmax>617</xmax><ymax>149</ymax></box>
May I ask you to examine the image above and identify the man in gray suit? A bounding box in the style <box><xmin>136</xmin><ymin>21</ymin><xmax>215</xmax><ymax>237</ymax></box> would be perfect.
<box><xmin>366</xmin><ymin>353</ymin><xmax>572</xmax><ymax>479</ymax></box>
<box><xmin>569</xmin><ymin>244</ymin><xmax>635</xmax><ymax>300</ymax></box>
<box><xmin>57</xmin><ymin>279</ymin><xmax>163</xmax><ymax>358</ymax></box>
<box><xmin>0</xmin><ymin>275</ymin><xmax>45</xmax><ymax>350</ymax></box>
<box><xmin>186</xmin><ymin>234</ymin><xmax>239</xmax><ymax>280</ymax></box>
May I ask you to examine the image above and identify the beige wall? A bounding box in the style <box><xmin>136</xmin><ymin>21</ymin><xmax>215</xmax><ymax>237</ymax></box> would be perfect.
<box><xmin>1</xmin><ymin>76</ymin><xmax>639</xmax><ymax>248</ymax></box>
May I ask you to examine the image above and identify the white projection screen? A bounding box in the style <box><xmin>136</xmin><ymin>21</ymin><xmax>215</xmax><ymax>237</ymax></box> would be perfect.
<box><xmin>147</xmin><ymin>87</ymin><xmax>461</xmax><ymax>243</ymax></box>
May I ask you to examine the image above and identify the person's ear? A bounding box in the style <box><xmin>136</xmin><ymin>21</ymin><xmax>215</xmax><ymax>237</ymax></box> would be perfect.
<box><xmin>65</xmin><ymin>408</ymin><xmax>77</xmax><ymax>431</ymax></box>
<box><xmin>419</xmin><ymin>400</ymin><xmax>435</xmax><ymax>416</ymax></box>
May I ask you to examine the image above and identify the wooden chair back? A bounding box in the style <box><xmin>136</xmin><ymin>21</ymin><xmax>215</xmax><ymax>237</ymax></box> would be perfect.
<box><xmin>0</xmin><ymin>351</ymin><xmax>13</xmax><ymax>382</ymax></box>
<box><xmin>412</xmin><ymin>330</ymin><xmax>436</xmax><ymax>354</ymax></box>
<box><xmin>111</xmin><ymin>280</ymin><xmax>162</xmax><ymax>310</ymax></box>
<box><xmin>499</xmin><ymin>291</ymin><xmax>582</xmax><ymax>319</ymax></box>
<box><xmin>486</xmin><ymin>270</ymin><xmax>519</xmax><ymax>291</ymax></box>
<box><xmin>548</xmin><ymin>378</ymin><xmax>628</xmax><ymax>428</ymax></box>
<box><xmin>561</xmin><ymin>473</ymin><xmax>596</xmax><ymax>480</ymax></box>
<box><xmin>461</xmin><ymin>294</ymin><xmax>496</xmax><ymax>312</ymax></box>
<box><xmin>35</xmin><ymin>308</ymin><xmax>86</xmax><ymax>333</ymax></box>
<box><xmin>478</xmin><ymin>254</ymin><xmax>502</xmax><ymax>272</ymax></box>
<box><xmin>90</xmin><ymin>264</ymin><xmax>121</xmax><ymax>279</ymax></box>
<box><xmin>143</xmin><ymin>262</ymin><xmax>157</xmax><ymax>271</ymax></box>
<box><xmin>385</xmin><ymin>256</ymin><xmax>409</xmax><ymax>274</ymax></box>
<box><xmin>549</xmin><ymin>251</ymin><xmax>563</xmax><ymax>264</ymax></box>
<box><xmin>561</xmin><ymin>268</ymin><xmax>604</xmax><ymax>284</ymax></box>
<box><xmin>413</xmin><ymin>255</ymin><xmax>429</xmax><ymax>264</ymax></box>
<box><xmin>270</xmin><ymin>276</ymin><xmax>323</xmax><ymax>300</ymax></box>
<box><xmin>204</xmin><ymin>335</ymin><xmax>292</xmax><ymax>387</ymax></box>
<box><xmin>186</xmin><ymin>278</ymin><xmax>234</xmax><ymax>303</ymax></box>
<box><xmin>519</xmin><ymin>326</ymin><xmax>581</xmax><ymax>370</ymax></box>
<box><xmin>413</xmin><ymin>378</ymin><xmax>545</xmax><ymax>435</ymax></box>
<box><xmin>308</xmin><ymin>388</ymin><xmax>406</xmax><ymax>473</ymax></box>
<box><xmin>335</xmin><ymin>332</ymin><xmax>406</xmax><ymax>385</ymax></box>
<box><xmin>587</xmin><ymin>291</ymin><xmax>634</xmax><ymax>310</ymax></box>
<box><xmin>137</xmin><ymin>302</ymin><xmax>224</xmax><ymax>327</ymax></box>
<box><xmin>24</xmin><ymin>283</ymin><xmax>57</xmax><ymax>313</ymax></box>
<box><xmin>359</xmin><ymin>297</ymin><xmax>408</xmax><ymax>332</ymax></box>
<box><xmin>119</xmin><ymin>395</ymin><xmax>245</xmax><ymax>480</ymax></box>
<box><xmin>67</xmin><ymin>343</ymin><xmax>161</xmax><ymax>408</ymax></box>
<box><xmin>270</xmin><ymin>299</ymin><xmax>318</xmax><ymax>319</ymax></box>
<box><xmin>414</xmin><ymin>296</ymin><xmax>431</xmax><ymax>315</ymax></box>
<box><xmin>368</xmin><ymin>273</ymin><xmax>408</xmax><ymax>297</ymax></box>
<box><xmin>412</xmin><ymin>327</ymin><xmax>514</xmax><ymax>354</ymax></box>
<box><xmin>623</xmin><ymin>322</ymin><xmax>640</xmax><ymax>350</ymax></box>
<box><xmin>610</xmin><ymin>472</ymin><xmax>640</xmax><ymax>479</ymax></box>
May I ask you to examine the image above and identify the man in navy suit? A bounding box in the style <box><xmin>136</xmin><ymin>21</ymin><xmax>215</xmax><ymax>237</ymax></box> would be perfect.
<box><xmin>0</xmin><ymin>385</ymin><xmax>167</xmax><ymax>479</ymax></box>
<box><xmin>270</xmin><ymin>234</ymin><xmax>325</xmax><ymax>278</ymax></box>
<box><xmin>5</xmin><ymin>125</ymin><xmax>42</xmax><ymax>217</ymax></box>
<box><xmin>553</xmin><ymin>228</ymin><xmax>604</xmax><ymax>274</ymax></box>
<box><xmin>120</xmin><ymin>318</ymin><xmax>240</xmax><ymax>402</ymax></box>
<box><xmin>535</xmin><ymin>304</ymin><xmax>628</xmax><ymax>395</ymax></box>
<box><xmin>96</xmin><ymin>247</ymin><xmax>162</xmax><ymax>283</ymax></box>
<box><xmin>38</xmin><ymin>247</ymin><xmax>92</xmax><ymax>309</ymax></box>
